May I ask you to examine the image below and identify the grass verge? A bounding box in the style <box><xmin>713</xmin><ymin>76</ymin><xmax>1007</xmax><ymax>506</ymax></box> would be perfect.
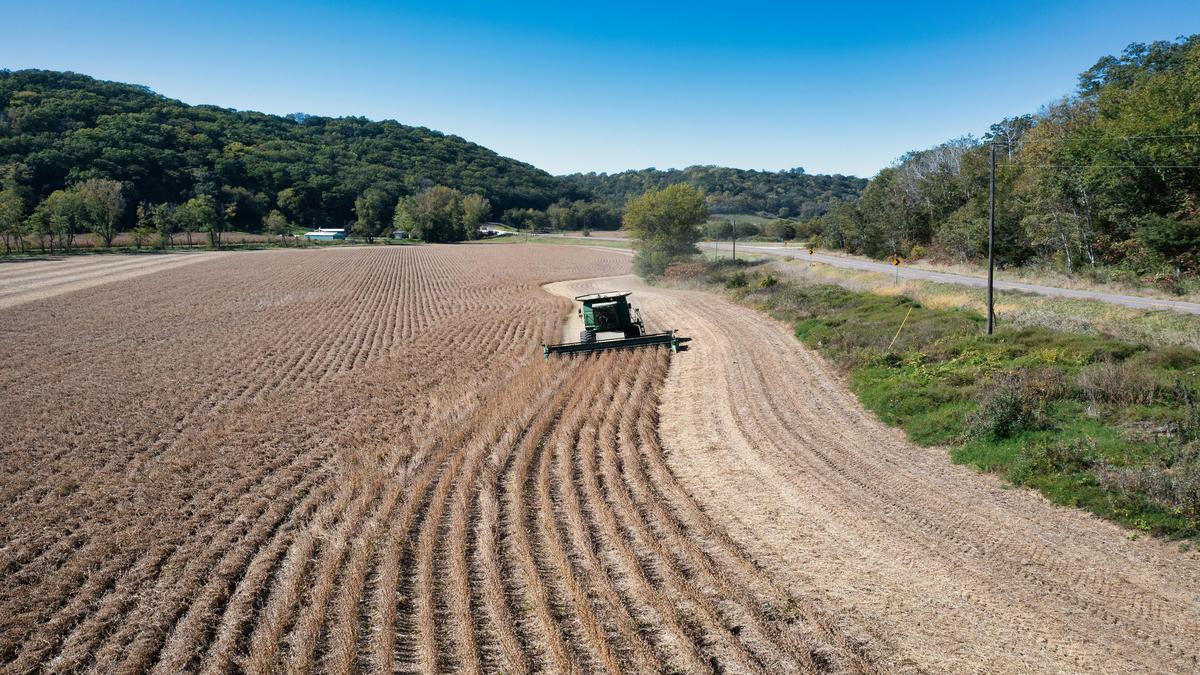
<box><xmin>663</xmin><ymin>259</ymin><xmax>1200</xmax><ymax>541</ymax></box>
<box><xmin>765</xmin><ymin>256</ymin><xmax>1200</xmax><ymax>350</ymax></box>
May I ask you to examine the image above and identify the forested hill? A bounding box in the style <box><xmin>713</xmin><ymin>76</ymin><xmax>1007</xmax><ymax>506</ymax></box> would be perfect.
<box><xmin>0</xmin><ymin>69</ymin><xmax>580</xmax><ymax>229</ymax></box>
<box><xmin>561</xmin><ymin>166</ymin><xmax>868</xmax><ymax>218</ymax></box>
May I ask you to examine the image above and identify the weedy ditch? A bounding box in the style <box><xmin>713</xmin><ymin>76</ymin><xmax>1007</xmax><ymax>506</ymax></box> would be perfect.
<box><xmin>662</xmin><ymin>259</ymin><xmax>1200</xmax><ymax>540</ymax></box>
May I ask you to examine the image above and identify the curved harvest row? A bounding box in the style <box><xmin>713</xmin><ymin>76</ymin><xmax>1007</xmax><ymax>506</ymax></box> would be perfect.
<box><xmin>0</xmin><ymin>245</ymin><xmax>877</xmax><ymax>673</ymax></box>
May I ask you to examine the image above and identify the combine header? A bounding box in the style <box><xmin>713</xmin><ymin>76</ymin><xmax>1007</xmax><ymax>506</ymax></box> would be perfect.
<box><xmin>544</xmin><ymin>291</ymin><xmax>678</xmax><ymax>358</ymax></box>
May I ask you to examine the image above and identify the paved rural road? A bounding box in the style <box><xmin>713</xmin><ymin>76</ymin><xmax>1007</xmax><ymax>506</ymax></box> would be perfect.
<box><xmin>539</xmin><ymin>234</ymin><xmax>1200</xmax><ymax>314</ymax></box>
<box><xmin>553</xmin><ymin>272</ymin><xmax>1200</xmax><ymax>673</ymax></box>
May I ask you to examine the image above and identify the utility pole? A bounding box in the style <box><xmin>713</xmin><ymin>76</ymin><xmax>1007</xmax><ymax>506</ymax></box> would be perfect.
<box><xmin>987</xmin><ymin>142</ymin><xmax>996</xmax><ymax>335</ymax></box>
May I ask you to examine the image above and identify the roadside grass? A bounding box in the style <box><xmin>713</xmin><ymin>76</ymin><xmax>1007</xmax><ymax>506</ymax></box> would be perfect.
<box><xmin>664</xmin><ymin>259</ymin><xmax>1200</xmax><ymax>540</ymax></box>
<box><xmin>767</xmin><ymin>256</ymin><xmax>1200</xmax><ymax>350</ymax></box>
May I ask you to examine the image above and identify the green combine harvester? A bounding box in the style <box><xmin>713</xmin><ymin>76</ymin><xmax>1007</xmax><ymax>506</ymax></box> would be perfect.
<box><xmin>544</xmin><ymin>291</ymin><xmax>679</xmax><ymax>358</ymax></box>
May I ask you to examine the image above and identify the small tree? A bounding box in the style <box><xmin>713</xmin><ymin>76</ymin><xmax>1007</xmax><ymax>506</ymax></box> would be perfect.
<box><xmin>0</xmin><ymin>187</ymin><xmax>25</xmax><ymax>254</ymax></box>
<box><xmin>398</xmin><ymin>185</ymin><xmax>466</xmax><ymax>242</ymax></box>
<box><xmin>77</xmin><ymin>178</ymin><xmax>126</xmax><ymax>248</ymax></box>
<box><xmin>623</xmin><ymin>184</ymin><xmax>708</xmax><ymax>276</ymax></box>
<box><xmin>128</xmin><ymin>226</ymin><xmax>154</xmax><ymax>249</ymax></box>
<box><xmin>277</xmin><ymin>187</ymin><xmax>303</xmax><ymax>225</ymax></box>
<box><xmin>460</xmin><ymin>193</ymin><xmax>491</xmax><ymax>240</ymax></box>
<box><xmin>149</xmin><ymin>203</ymin><xmax>177</xmax><ymax>247</ymax></box>
<box><xmin>177</xmin><ymin>195</ymin><xmax>220</xmax><ymax>248</ymax></box>
<box><xmin>353</xmin><ymin>189</ymin><xmax>392</xmax><ymax>242</ymax></box>
<box><xmin>27</xmin><ymin>206</ymin><xmax>51</xmax><ymax>253</ymax></box>
<box><xmin>216</xmin><ymin>201</ymin><xmax>235</xmax><ymax>247</ymax></box>
<box><xmin>37</xmin><ymin>189</ymin><xmax>86</xmax><ymax>251</ymax></box>
<box><xmin>768</xmin><ymin>219</ymin><xmax>797</xmax><ymax>244</ymax></box>
<box><xmin>264</xmin><ymin>209</ymin><xmax>291</xmax><ymax>244</ymax></box>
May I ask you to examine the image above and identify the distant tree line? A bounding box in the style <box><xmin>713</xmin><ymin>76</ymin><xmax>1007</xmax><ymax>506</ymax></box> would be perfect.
<box><xmin>702</xmin><ymin>218</ymin><xmax>797</xmax><ymax>242</ymax></box>
<box><xmin>562</xmin><ymin>166</ymin><xmax>868</xmax><ymax>219</ymax></box>
<box><xmin>0</xmin><ymin>69</ymin><xmax>582</xmax><ymax>251</ymax></box>
<box><xmin>804</xmin><ymin>35</ymin><xmax>1200</xmax><ymax>286</ymax></box>
<box><xmin>502</xmin><ymin>199</ymin><xmax>621</xmax><ymax>233</ymax></box>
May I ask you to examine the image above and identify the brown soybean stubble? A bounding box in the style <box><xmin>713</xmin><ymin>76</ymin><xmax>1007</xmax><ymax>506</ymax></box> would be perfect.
<box><xmin>0</xmin><ymin>245</ymin><xmax>873</xmax><ymax>673</ymax></box>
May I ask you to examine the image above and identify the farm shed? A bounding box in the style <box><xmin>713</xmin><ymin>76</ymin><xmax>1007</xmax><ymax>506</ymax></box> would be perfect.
<box><xmin>304</xmin><ymin>228</ymin><xmax>347</xmax><ymax>241</ymax></box>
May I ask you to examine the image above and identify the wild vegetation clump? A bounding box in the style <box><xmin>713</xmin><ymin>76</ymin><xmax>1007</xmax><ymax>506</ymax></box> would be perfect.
<box><xmin>968</xmin><ymin>368</ymin><xmax>1067</xmax><ymax>440</ymax></box>
<box><xmin>666</xmin><ymin>258</ymin><xmax>1200</xmax><ymax>538</ymax></box>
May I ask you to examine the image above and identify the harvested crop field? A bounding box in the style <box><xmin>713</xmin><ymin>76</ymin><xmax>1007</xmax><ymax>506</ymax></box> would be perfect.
<box><xmin>555</xmin><ymin>274</ymin><xmax>1200</xmax><ymax>673</ymax></box>
<box><xmin>0</xmin><ymin>246</ymin><xmax>882</xmax><ymax>673</ymax></box>
<box><xmin>0</xmin><ymin>252</ymin><xmax>226</xmax><ymax>310</ymax></box>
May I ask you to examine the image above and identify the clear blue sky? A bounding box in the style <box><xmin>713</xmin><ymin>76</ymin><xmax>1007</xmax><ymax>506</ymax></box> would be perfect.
<box><xmin>3</xmin><ymin>1</ymin><xmax>1198</xmax><ymax>177</ymax></box>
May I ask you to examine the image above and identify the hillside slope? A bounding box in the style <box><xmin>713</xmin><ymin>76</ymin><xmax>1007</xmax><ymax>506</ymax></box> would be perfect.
<box><xmin>0</xmin><ymin>69</ymin><xmax>580</xmax><ymax>229</ymax></box>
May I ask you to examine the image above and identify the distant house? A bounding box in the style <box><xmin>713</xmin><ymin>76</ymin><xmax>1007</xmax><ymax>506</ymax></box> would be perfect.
<box><xmin>304</xmin><ymin>228</ymin><xmax>347</xmax><ymax>241</ymax></box>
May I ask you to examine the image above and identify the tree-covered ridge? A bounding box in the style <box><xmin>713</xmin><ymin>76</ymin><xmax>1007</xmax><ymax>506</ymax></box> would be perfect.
<box><xmin>809</xmin><ymin>35</ymin><xmax>1200</xmax><ymax>286</ymax></box>
<box><xmin>561</xmin><ymin>165</ymin><xmax>867</xmax><ymax>218</ymax></box>
<box><xmin>0</xmin><ymin>69</ymin><xmax>579</xmax><ymax>231</ymax></box>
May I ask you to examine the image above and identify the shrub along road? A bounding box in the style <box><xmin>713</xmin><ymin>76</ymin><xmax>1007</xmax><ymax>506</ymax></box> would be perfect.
<box><xmin>551</xmin><ymin>273</ymin><xmax>1200</xmax><ymax>673</ymax></box>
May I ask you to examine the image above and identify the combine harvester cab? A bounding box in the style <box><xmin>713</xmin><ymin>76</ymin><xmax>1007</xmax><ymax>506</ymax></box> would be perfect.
<box><xmin>544</xmin><ymin>291</ymin><xmax>679</xmax><ymax>358</ymax></box>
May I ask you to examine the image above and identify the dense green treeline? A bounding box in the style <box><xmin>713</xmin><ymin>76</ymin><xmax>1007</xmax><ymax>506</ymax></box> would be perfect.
<box><xmin>0</xmin><ymin>69</ymin><xmax>580</xmax><ymax>247</ymax></box>
<box><xmin>806</xmin><ymin>36</ymin><xmax>1200</xmax><ymax>289</ymax></box>
<box><xmin>0</xmin><ymin>69</ymin><xmax>871</xmax><ymax>250</ymax></box>
<box><xmin>561</xmin><ymin>165</ymin><xmax>867</xmax><ymax>219</ymax></box>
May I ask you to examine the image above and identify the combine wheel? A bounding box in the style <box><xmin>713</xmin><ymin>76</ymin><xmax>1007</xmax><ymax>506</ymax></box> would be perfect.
<box><xmin>580</xmin><ymin>329</ymin><xmax>596</xmax><ymax>344</ymax></box>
